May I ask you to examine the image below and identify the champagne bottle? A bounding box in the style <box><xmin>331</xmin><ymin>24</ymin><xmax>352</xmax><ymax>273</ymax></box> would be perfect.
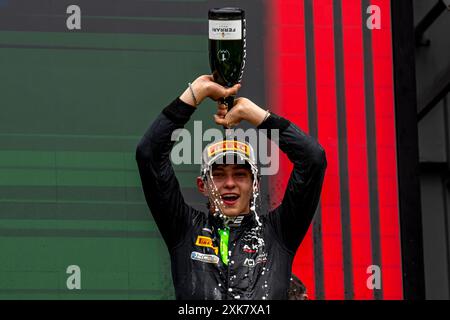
<box><xmin>208</xmin><ymin>7</ymin><xmax>246</xmax><ymax>111</ymax></box>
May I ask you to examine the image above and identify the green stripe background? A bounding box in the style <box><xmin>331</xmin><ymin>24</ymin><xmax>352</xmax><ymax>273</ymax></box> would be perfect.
<box><xmin>0</xmin><ymin>21</ymin><xmax>215</xmax><ymax>298</ymax></box>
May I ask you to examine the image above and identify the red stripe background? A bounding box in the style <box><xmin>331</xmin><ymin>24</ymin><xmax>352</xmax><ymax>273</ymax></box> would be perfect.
<box><xmin>312</xmin><ymin>0</ymin><xmax>345</xmax><ymax>300</ymax></box>
<box><xmin>370</xmin><ymin>0</ymin><xmax>403</xmax><ymax>300</ymax></box>
<box><xmin>341</xmin><ymin>0</ymin><xmax>374</xmax><ymax>299</ymax></box>
<box><xmin>266</xmin><ymin>0</ymin><xmax>316</xmax><ymax>299</ymax></box>
<box><xmin>266</xmin><ymin>0</ymin><xmax>402</xmax><ymax>299</ymax></box>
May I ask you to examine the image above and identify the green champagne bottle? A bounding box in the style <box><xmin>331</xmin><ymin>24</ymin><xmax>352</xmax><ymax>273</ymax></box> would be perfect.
<box><xmin>208</xmin><ymin>7</ymin><xmax>246</xmax><ymax>111</ymax></box>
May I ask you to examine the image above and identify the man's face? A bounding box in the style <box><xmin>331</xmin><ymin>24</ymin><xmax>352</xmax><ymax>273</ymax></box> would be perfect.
<box><xmin>197</xmin><ymin>164</ymin><xmax>253</xmax><ymax>217</ymax></box>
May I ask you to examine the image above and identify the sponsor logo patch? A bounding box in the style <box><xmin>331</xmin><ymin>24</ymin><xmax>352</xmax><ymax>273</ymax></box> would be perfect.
<box><xmin>195</xmin><ymin>236</ymin><xmax>219</xmax><ymax>255</ymax></box>
<box><xmin>207</xmin><ymin>140</ymin><xmax>250</xmax><ymax>158</ymax></box>
<box><xmin>243</xmin><ymin>253</ymin><xmax>268</xmax><ymax>268</ymax></box>
<box><xmin>243</xmin><ymin>244</ymin><xmax>257</xmax><ymax>253</ymax></box>
<box><xmin>244</xmin><ymin>258</ymin><xmax>255</xmax><ymax>267</ymax></box>
<box><xmin>229</xmin><ymin>215</ymin><xmax>244</xmax><ymax>226</ymax></box>
<box><xmin>256</xmin><ymin>253</ymin><xmax>268</xmax><ymax>264</ymax></box>
<box><xmin>202</xmin><ymin>228</ymin><xmax>213</xmax><ymax>234</ymax></box>
<box><xmin>191</xmin><ymin>251</ymin><xmax>219</xmax><ymax>264</ymax></box>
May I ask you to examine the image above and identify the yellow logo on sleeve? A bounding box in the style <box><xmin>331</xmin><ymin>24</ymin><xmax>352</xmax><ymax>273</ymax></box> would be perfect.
<box><xmin>195</xmin><ymin>236</ymin><xmax>219</xmax><ymax>255</ymax></box>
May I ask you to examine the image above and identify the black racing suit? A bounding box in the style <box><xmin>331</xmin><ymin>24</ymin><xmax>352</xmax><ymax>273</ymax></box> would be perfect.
<box><xmin>136</xmin><ymin>97</ymin><xmax>327</xmax><ymax>300</ymax></box>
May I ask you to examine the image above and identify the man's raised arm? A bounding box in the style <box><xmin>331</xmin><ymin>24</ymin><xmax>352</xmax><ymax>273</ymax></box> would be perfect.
<box><xmin>135</xmin><ymin>97</ymin><xmax>196</xmax><ymax>250</ymax></box>
<box><xmin>136</xmin><ymin>75</ymin><xmax>241</xmax><ymax>249</ymax></box>
<box><xmin>214</xmin><ymin>97</ymin><xmax>327</xmax><ymax>254</ymax></box>
<box><xmin>260</xmin><ymin>115</ymin><xmax>326</xmax><ymax>254</ymax></box>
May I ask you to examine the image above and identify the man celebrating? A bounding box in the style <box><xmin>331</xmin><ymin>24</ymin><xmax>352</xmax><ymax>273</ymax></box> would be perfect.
<box><xmin>136</xmin><ymin>75</ymin><xmax>326</xmax><ymax>299</ymax></box>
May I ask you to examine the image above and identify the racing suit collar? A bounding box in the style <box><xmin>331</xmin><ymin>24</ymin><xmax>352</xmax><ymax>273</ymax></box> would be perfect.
<box><xmin>210</xmin><ymin>212</ymin><xmax>257</xmax><ymax>229</ymax></box>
